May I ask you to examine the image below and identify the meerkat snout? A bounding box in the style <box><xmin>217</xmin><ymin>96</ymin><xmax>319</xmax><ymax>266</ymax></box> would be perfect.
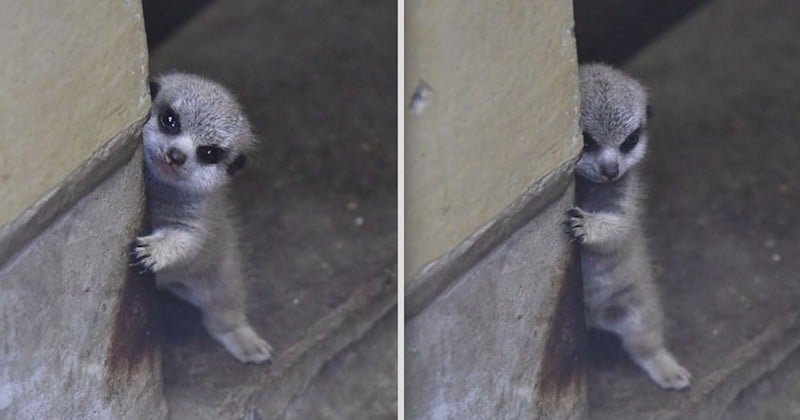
<box><xmin>600</xmin><ymin>161</ymin><xmax>619</xmax><ymax>180</ymax></box>
<box><xmin>166</xmin><ymin>147</ymin><xmax>187</xmax><ymax>166</ymax></box>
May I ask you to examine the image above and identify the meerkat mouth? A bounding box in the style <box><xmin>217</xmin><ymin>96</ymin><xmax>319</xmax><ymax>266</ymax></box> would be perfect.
<box><xmin>145</xmin><ymin>150</ymin><xmax>185</xmax><ymax>180</ymax></box>
<box><xmin>585</xmin><ymin>172</ymin><xmax>623</xmax><ymax>184</ymax></box>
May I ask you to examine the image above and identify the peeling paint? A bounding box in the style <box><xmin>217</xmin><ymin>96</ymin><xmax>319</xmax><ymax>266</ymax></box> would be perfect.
<box><xmin>408</xmin><ymin>80</ymin><xmax>433</xmax><ymax>115</ymax></box>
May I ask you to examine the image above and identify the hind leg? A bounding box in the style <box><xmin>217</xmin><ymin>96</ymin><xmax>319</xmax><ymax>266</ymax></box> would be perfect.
<box><xmin>165</xmin><ymin>269</ymin><xmax>273</xmax><ymax>364</ymax></box>
<box><xmin>201</xmin><ymin>297</ymin><xmax>273</xmax><ymax>364</ymax></box>
<box><xmin>600</xmin><ymin>301</ymin><xmax>691</xmax><ymax>390</ymax></box>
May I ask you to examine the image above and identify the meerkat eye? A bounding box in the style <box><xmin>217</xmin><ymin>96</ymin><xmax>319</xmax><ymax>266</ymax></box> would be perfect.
<box><xmin>620</xmin><ymin>128</ymin><xmax>641</xmax><ymax>153</ymax></box>
<box><xmin>582</xmin><ymin>131</ymin><xmax>599</xmax><ymax>152</ymax></box>
<box><xmin>196</xmin><ymin>145</ymin><xmax>225</xmax><ymax>164</ymax></box>
<box><xmin>159</xmin><ymin>107</ymin><xmax>181</xmax><ymax>134</ymax></box>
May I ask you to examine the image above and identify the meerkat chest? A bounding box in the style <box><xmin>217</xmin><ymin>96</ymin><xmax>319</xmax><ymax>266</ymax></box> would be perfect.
<box><xmin>575</xmin><ymin>176</ymin><xmax>627</xmax><ymax>213</ymax></box>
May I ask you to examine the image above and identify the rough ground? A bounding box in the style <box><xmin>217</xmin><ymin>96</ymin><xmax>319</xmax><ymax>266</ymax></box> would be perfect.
<box><xmin>725</xmin><ymin>348</ymin><xmax>800</xmax><ymax>420</ymax></box>
<box><xmin>582</xmin><ymin>0</ymin><xmax>800</xmax><ymax>418</ymax></box>
<box><xmin>147</xmin><ymin>0</ymin><xmax>397</xmax><ymax>418</ymax></box>
<box><xmin>283</xmin><ymin>309</ymin><xmax>398</xmax><ymax>420</ymax></box>
<box><xmin>573</xmin><ymin>0</ymin><xmax>708</xmax><ymax>64</ymax></box>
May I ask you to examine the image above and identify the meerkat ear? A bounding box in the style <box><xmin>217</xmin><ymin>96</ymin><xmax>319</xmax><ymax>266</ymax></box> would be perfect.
<box><xmin>227</xmin><ymin>154</ymin><xmax>247</xmax><ymax>175</ymax></box>
<box><xmin>646</xmin><ymin>103</ymin><xmax>653</xmax><ymax>120</ymax></box>
<box><xmin>149</xmin><ymin>80</ymin><xmax>160</xmax><ymax>100</ymax></box>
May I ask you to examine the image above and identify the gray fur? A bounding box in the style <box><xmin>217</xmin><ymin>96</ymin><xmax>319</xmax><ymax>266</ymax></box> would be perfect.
<box><xmin>134</xmin><ymin>73</ymin><xmax>272</xmax><ymax>364</ymax></box>
<box><xmin>565</xmin><ymin>64</ymin><xmax>690</xmax><ymax>390</ymax></box>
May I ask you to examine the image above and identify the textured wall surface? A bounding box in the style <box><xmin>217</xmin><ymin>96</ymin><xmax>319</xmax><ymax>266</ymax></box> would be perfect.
<box><xmin>406</xmin><ymin>186</ymin><xmax>586</xmax><ymax>419</ymax></box>
<box><xmin>0</xmin><ymin>151</ymin><xmax>167</xmax><ymax>419</ymax></box>
<box><xmin>0</xmin><ymin>1</ymin><xmax>162</xmax><ymax>417</ymax></box>
<box><xmin>405</xmin><ymin>0</ymin><xmax>582</xmax><ymax>277</ymax></box>
<box><xmin>0</xmin><ymin>0</ymin><xmax>150</xmax><ymax>226</ymax></box>
<box><xmin>405</xmin><ymin>1</ymin><xmax>585</xmax><ymax>417</ymax></box>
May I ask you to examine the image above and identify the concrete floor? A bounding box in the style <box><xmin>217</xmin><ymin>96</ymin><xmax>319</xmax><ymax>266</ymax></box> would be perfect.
<box><xmin>283</xmin><ymin>309</ymin><xmax>397</xmax><ymax>420</ymax></box>
<box><xmin>141</xmin><ymin>0</ymin><xmax>800</xmax><ymax>417</ymax></box>
<box><xmin>573</xmin><ymin>0</ymin><xmax>708</xmax><ymax>64</ymax></box>
<box><xmin>582</xmin><ymin>0</ymin><xmax>800</xmax><ymax>418</ymax></box>
<box><xmin>725</xmin><ymin>348</ymin><xmax>800</xmax><ymax>420</ymax></box>
<box><xmin>147</xmin><ymin>0</ymin><xmax>397</xmax><ymax>418</ymax></box>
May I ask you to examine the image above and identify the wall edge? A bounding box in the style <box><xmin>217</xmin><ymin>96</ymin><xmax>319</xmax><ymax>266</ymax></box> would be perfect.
<box><xmin>405</xmin><ymin>155</ymin><xmax>579</xmax><ymax>319</ymax></box>
<box><xmin>0</xmin><ymin>114</ymin><xmax>148</xmax><ymax>267</ymax></box>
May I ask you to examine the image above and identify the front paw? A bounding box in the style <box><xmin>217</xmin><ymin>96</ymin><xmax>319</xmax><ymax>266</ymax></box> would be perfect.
<box><xmin>563</xmin><ymin>208</ymin><xmax>587</xmax><ymax>244</ymax></box>
<box><xmin>132</xmin><ymin>233</ymin><xmax>167</xmax><ymax>272</ymax></box>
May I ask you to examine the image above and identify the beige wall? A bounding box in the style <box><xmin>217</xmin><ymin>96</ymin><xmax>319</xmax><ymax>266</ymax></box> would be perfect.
<box><xmin>405</xmin><ymin>0</ymin><xmax>582</xmax><ymax>277</ymax></box>
<box><xmin>0</xmin><ymin>0</ymin><xmax>149</xmax><ymax>227</ymax></box>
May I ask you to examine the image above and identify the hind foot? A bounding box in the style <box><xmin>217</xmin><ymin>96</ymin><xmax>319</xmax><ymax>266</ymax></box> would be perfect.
<box><xmin>212</xmin><ymin>323</ymin><xmax>273</xmax><ymax>364</ymax></box>
<box><xmin>637</xmin><ymin>349</ymin><xmax>691</xmax><ymax>390</ymax></box>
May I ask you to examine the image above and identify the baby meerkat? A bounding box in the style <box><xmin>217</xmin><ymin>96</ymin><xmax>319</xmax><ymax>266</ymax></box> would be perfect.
<box><xmin>564</xmin><ymin>63</ymin><xmax>691</xmax><ymax>390</ymax></box>
<box><xmin>133</xmin><ymin>73</ymin><xmax>272</xmax><ymax>364</ymax></box>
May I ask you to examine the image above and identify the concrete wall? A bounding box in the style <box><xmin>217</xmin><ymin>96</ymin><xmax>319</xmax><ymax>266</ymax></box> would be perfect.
<box><xmin>405</xmin><ymin>0</ymin><xmax>582</xmax><ymax>278</ymax></box>
<box><xmin>0</xmin><ymin>149</ymin><xmax>166</xmax><ymax>419</ymax></box>
<box><xmin>0</xmin><ymin>1</ymin><xmax>165</xmax><ymax>418</ymax></box>
<box><xmin>406</xmin><ymin>184</ymin><xmax>585</xmax><ymax>419</ymax></box>
<box><xmin>405</xmin><ymin>0</ymin><xmax>585</xmax><ymax>417</ymax></box>
<box><xmin>0</xmin><ymin>0</ymin><xmax>150</xmax><ymax>227</ymax></box>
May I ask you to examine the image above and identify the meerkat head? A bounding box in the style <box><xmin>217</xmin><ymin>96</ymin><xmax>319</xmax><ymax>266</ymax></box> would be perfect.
<box><xmin>143</xmin><ymin>73</ymin><xmax>255</xmax><ymax>194</ymax></box>
<box><xmin>577</xmin><ymin>64</ymin><xmax>650</xmax><ymax>184</ymax></box>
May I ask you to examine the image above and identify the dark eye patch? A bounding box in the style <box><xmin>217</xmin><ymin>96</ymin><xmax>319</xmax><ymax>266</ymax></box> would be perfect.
<box><xmin>196</xmin><ymin>145</ymin><xmax>226</xmax><ymax>164</ymax></box>
<box><xmin>620</xmin><ymin>128</ymin><xmax>641</xmax><ymax>153</ymax></box>
<box><xmin>159</xmin><ymin>106</ymin><xmax>181</xmax><ymax>134</ymax></box>
<box><xmin>582</xmin><ymin>131</ymin><xmax>599</xmax><ymax>152</ymax></box>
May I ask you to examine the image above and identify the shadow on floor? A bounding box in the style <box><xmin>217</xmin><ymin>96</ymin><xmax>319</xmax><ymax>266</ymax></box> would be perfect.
<box><xmin>574</xmin><ymin>0</ymin><xmax>710</xmax><ymax>64</ymax></box>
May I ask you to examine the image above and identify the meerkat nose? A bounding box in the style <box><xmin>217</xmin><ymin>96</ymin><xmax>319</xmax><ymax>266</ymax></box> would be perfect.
<box><xmin>167</xmin><ymin>147</ymin><xmax>187</xmax><ymax>166</ymax></box>
<box><xmin>601</xmin><ymin>162</ymin><xmax>619</xmax><ymax>179</ymax></box>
